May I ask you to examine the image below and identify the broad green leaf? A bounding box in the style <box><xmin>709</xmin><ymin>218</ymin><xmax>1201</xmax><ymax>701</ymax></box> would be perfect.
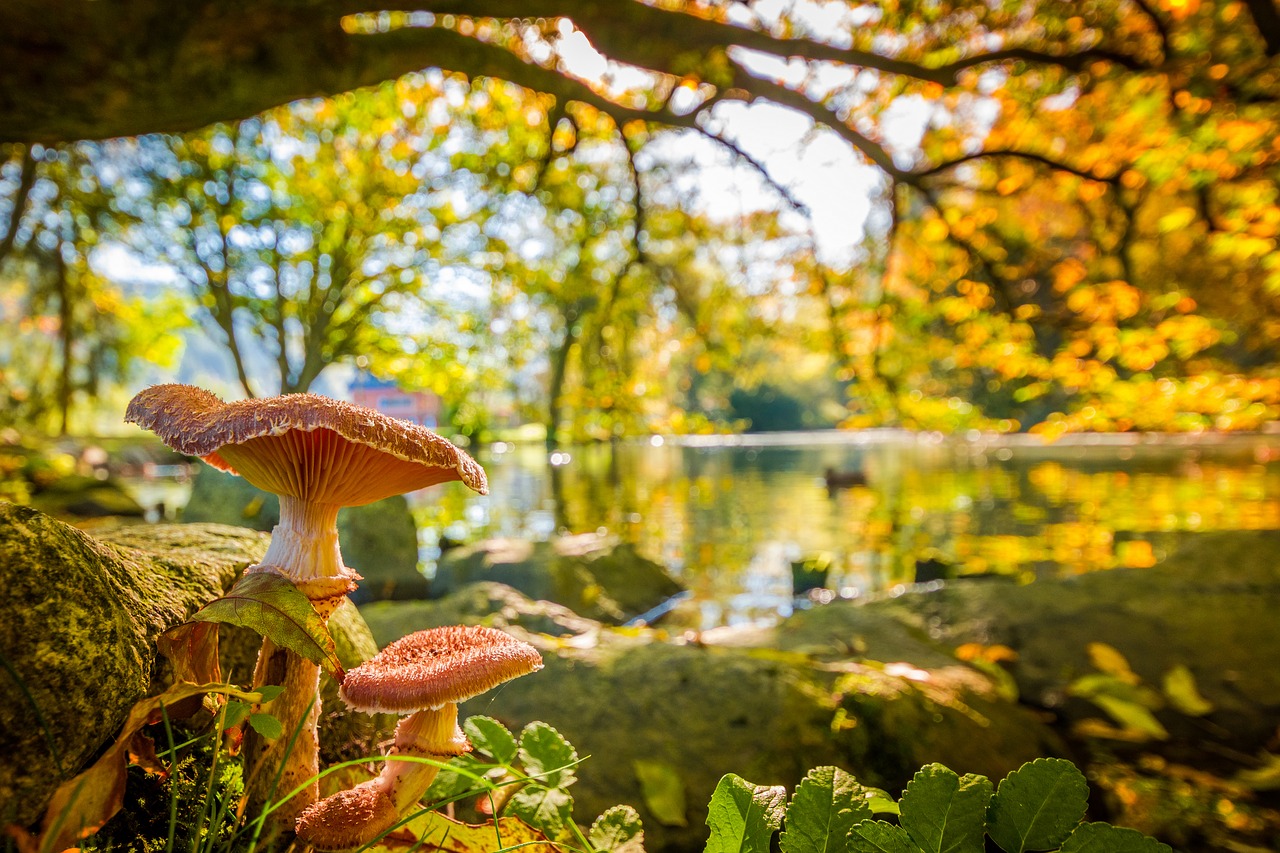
<box><xmin>899</xmin><ymin>764</ymin><xmax>992</xmax><ymax>853</ymax></box>
<box><xmin>222</xmin><ymin>700</ymin><xmax>252</xmax><ymax>729</ymax></box>
<box><xmin>518</xmin><ymin>721</ymin><xmax>578</xmax><ymax>788</ymax></box>
<box><xmin>248</xmin><ymin>712</ymin><xmax>283</xmax><ymax>740</ymax></box>
<box><xmin>507</xmin><ymin>785</ymin><xmax>574</xmax><ymax>837</ymax></box>
<box><xmin>175</xmin><ymin>573</ymin><xmax>344</xmax><ymax>679</ymax></box>
<box><xmin>424</xmin><ymin>754</ymin><xmax>489</xmax><ymax>802</ymax></box>
<box><xmin>704</xmin><ymin>774</ymin><xmax>786</xmax><ymax>853</ymax></box>
<box><xmin>987</xmin><ymin>758</ymin><xmax>1088</xmax><ymax>853</ymax></box>
<box><xmin>1059</xmin><ymin>822</ymin><xmax>1173</xmax><ymax>852</ymax></box>
<box><xmin>465</xmin><ymin>714</ymin><xmax>518</xmax><ymax>764</ymax></box>
<box><xmin>634</xmin><ymin>759</ymin><xmax>688</xmax><ymax>827</ymax></box>
<box><xmin>847</xmin><ymin>821</ymin><xmax>918</xmax><ymax>853</ymax></box>
<box><xmin>1069</xmin><ymin>674</ymin><xmax>1163</xmax><ymax>709</ymax></box>
<box><xmin>779</xmin><ymin>766</ymin><xmax>871</xmax><ymax>853</ymax></box>
<box><xmin>589</xmin><ymin>804</ymin><xmax>646</xmax><ymax>853</ymax></box>
<box><xmin>255</xmin><ymin>684</ymin><xmax>285</xmax><ymax>703</ymax></box>
<box><xmin>1161</xmin><ymin>665</ymin><xmax>1213</xmax><ymax>716</ymax></box>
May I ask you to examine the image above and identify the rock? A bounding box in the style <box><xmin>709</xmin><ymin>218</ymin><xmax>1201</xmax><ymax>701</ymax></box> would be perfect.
<box><xmin>360</xmin><ymin>581</ymin><xmax>599</xmax><ymax>646</ymax></box>
<box><xmin>0</xmin><ymin>505</ymin><xmax>259</xmax><ymax>826</ymax></box>
<box><xmin>360</xmin><ymin>584</ymin><xmax>1059</xmax><ymax>852</ymax></box>
<box><xmin>181</xmin><ymin>465</ymin><xmax>424</xmax><ymax>603</ymax></box>
<box><xmin>793</xmin><ymin>530</ymin><xmax>1280</xmax><ymax>745</ymax></box>
<box><xmin>432</xmin><ymin>532</ymin><xmax>683</xmax><ymax>623</ymax></box>
<box><xmin>28</xmin><ymin>474</ymin><xmax>145</xmax><ymax>519</ymax></box>
<box><xmin>0</xmin><ymin>507</ymin><xmax>388</xmax><ymax>829</ymax></box>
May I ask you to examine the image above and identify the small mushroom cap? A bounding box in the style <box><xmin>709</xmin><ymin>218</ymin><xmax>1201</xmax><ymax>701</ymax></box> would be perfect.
<box><xmin>340</xmin><ymin>625</ymin><xmax>543</xmax><ymax>714</ymax></box>
<box><xmin>125</xmin><ymin>384</ymin><xmax>486</xmax><ymax>504</ymax></box>
<box><xmin>295</xmin><ymin>781</ymin><xmax>398</xmax><ymax>851</ymax></box>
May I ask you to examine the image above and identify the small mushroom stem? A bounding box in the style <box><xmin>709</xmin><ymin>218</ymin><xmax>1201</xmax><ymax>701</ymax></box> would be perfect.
<box><xmin>294</xmin><ymin>704</ymin><xmax>469</xmax><ymax>850</ymax></box>
<box><xmin>377</xmin><ymin>703</ymin><xmax>470</xmax><ymax>813</ymax></box>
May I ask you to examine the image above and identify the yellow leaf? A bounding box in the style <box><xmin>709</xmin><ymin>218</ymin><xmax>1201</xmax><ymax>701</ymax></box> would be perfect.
<box><xmin>1162</xmin><ymin>664</ymin><xmax>1214</xmax><ymax>716</ymax></box>
<box><xmin>1087</xmin><ymin>642</ymin><xmax>1140</xmax><ymax>684</ymax></box>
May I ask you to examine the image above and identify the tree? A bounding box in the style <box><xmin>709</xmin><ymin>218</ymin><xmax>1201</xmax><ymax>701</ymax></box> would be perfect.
<box><xmin>122</xmin><ymin>80</ymin><xmax>461</xmax><ymax>397</ymax></box>
<box><xmin>6</xmin><ymin>1</ymin><xmax>1280</xmax><ymax>431</ymax></box>
<box><xmin>0</xmin><ymin>144</ymin><xmax>185</xmax><ymax>433</ymax></box>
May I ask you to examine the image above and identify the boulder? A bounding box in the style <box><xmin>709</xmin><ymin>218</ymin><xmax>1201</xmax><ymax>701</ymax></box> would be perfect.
<box><xmin>431</xmin><ymin>532</ymin><xmax>683</xmax><ymax>623</ymax></box>
<box><xmin>787</xmin><ymin>530</ymin><xmax>1280</xmax><ymax>745</ymax></box>
<box><xmin>363</xmin><ymin>585</ymin><xmax>1061</xmax><ymax>852</ymax></box>
<box><xmin>0</xmin><ymin>507</ymin><xmax>385</xmax><ymax>828</ymax></box>
<box><xmin>181</xmin><ymin>465</ymin><xmax>424</xmax><ymax>603</ymax></box>
<box><xmin>360</xmin><ymin>581</ymin><xmax>600</xmax><ymax>646</ymax></box>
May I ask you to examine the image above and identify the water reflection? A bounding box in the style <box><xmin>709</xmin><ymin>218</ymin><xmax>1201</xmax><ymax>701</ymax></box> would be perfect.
<box><xmin>412</xmin><ymin>431</ymin><xmax>1280</xmax><ymax>630</ymax></box>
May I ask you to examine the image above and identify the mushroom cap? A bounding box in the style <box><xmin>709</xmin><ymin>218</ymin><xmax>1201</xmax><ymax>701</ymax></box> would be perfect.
<box><xmin>294</xmin><ymin>780</ymin><xmax>398</xmax><ymax>851</ymax></box>
<box><xmin>125</xmin><ymin>384</ymin><xmax>486</xmax><ymax>505</ymax></box>
<box><xmin>340</xmin><ymin>625</ymin><xmax>543</xmax><ymax>714</ymax></box>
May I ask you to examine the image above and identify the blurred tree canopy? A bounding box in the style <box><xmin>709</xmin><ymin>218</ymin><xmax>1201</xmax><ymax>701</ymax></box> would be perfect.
<box><xmin>4</xmin><ymin>1</ymin><xmax>1280</xmax><ymax>436</ymax></box>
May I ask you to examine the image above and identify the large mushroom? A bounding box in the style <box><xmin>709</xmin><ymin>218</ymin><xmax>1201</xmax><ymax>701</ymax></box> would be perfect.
<box><xmin>295</xmin><ymin>625</ymin><xmax>543</xmax><ymax>851</ymax></box>
<box><xmin>124</xmin><ymin>384</ymin><xmax>487</xmax><ymax>828</ymax></box>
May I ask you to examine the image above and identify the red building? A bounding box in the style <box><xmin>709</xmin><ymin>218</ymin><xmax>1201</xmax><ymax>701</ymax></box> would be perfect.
<box><xmin>349</xmin><ymin>373</ymin><xmax>442</xmax><ymax>429</ymax></box>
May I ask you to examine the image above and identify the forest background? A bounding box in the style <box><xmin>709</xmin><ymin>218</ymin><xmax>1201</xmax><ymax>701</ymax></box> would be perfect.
<box><xmin>4</xmin><ymin>0</ymin><xmax>1280</xmax><ymax>446</ymax></box>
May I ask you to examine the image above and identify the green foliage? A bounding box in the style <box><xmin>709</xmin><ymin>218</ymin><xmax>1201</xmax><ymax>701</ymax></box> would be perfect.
<box><xmin>703</xmin><ymin>774</ymin><xmax>787</xmax><ymax>853</ymax></box>
<box><xmin>707</xmin><ymin>761</ymin><xmax>1172</xmax><ymax>853</ymax></box>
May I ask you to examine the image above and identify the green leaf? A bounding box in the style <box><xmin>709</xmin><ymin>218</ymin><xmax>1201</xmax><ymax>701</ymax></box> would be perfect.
<box><xmin>221</xmin><ymin>700</ymin><xmax>252</xmax><ymax>730</ymax></box>
<box><xmin>779</xmin><ymin>766</ymin><xmax>871</xmax><ymax>853</ymax></box>
<box><xmin>1060</xmin><ymin>822</ymin><xmax>1173</xmax><ymax>852</ymax></box>
<box><xmin>254</xmin><ymin>684</ymin><xmax>285</xmax><ymax>703</ymax></box>
<box><xmin>507</xmin><ymin>784</ymin><xmax>574</xmax><ymax>837</ymax></box>
<box><xmin>465</xmin><ymin>714</ymin><xmax>519</xmax><ymax>764</ymax></box>
<box><xmin>987</xmin><ymin>758</ymin><xmax>1089</xmax><ymax>852</ymax></box>
<box><xmin>899</xmin><ymin>764</ymin><xmax>992</xmax><ymax>853</ymax></box>
<box><xmin>1161</xmin><ymin>665</ymin><xmax>1213</xmax><ymax>716</ymax></box>
<box><xmin>248</xmin><ymin>712</ymin><xmax>283</xmax><ymax>740</ymax></box>
<box><xmin>589</xmin><ymin>804</ymin><xmax>645</xmax><ymax>852</ymax></box>
<box><xmin>847</xmin><ymin>821</ymin><xmax>919</xmax><ymax>853</ymax></box>
<box><xmin>703</xmin><ymin>774</ymin><xmax>786</xmax><ymax>853</ymax></box>
<box><xmin>518</xmin><ymin>721</ymin><xmax>578</xmax><ymax>789</ymax></box>
<box><xmin>634</xmin><ymin>759</ymin><xmax>688</xmax><ymax>828</ymax></box>
<box><xmin>178</xmin><ymin>573</ymin><xmax>344</xmax><ymax>679</ymax></box>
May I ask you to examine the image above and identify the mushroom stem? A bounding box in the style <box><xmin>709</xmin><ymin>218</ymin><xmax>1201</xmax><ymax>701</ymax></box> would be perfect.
<box><xmin>294</xmin><ymin>704</ymin><xmax>469</xmax><ymax>850</ymax></box>
<box><xmin>246</xmin><ymin>639</ymin><xmax>322</xmax><ymax>831</ymax></box>
<box><xmin>377</xmin><ymin>703</ymin><xmax>470</xmax><ymax>813</ymax></box>
<box><xmin>252</xmin><ymin>496</ymin><xmax>345</xmax><ymax>585</ymax></box>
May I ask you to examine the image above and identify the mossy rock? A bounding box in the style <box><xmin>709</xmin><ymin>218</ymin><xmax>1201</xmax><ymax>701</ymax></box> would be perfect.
<box><xmin>0</xmin><ymin>504</ymin><xmax>260</xmax><ymax>826</ymax></box>
<box><xmin>181</xmin><ymin>465</ymin><xmax>424</xmax><ymax>603</ymax></box>
<box><xmin>360</xmin><ymin>581</ymin><xmax>599</xmax><ymax>646</ymax></box>
<box><xmin>0</xmin><ymin>507</ymin><xmax>385</xmax><ymax>830</ymax></box>
<box><xmin>432</xmin><ymin>532</ymin><xmax>683</xmax><ymax>623</ymax></box>
<box><xmin>28</xmin><ymin>474</ymin><xmax>145</xmax><ymax>519</ymax></box>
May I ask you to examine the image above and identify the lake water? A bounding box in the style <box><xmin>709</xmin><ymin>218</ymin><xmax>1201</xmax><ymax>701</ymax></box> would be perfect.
<box><xmin>408</xmin><ymin>430</ymin><xmax>1280</xmax><ymax>630</ymax></box>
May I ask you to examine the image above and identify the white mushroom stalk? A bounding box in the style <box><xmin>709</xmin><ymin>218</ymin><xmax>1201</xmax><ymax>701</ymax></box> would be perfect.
<box><xmin>124</xmin><ymin>384</ymin><xmax>488</xmax><ymax>836</ymax></box>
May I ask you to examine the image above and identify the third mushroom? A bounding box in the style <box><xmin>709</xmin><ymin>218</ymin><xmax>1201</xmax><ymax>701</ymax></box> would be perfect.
<box><xmin>296</xmin><ymin>625</ymin><xmax>544</xmax><ymax>850</ymax></box>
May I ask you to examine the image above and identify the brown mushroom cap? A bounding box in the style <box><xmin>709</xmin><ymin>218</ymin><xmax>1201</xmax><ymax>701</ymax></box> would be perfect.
<box><xmin>340</xmin><ymin>626</ymin><xmax>543</xmax><ymax>714</ymax></box>
<box><xmin>294</xmin><ymin>781</ymin><xmax>398</xmax><ymax>851</ymax></box>
<box><xmin>125</xmin><ymin>384</ymin><xmax>486</xmax><ymax>504</ymax></box>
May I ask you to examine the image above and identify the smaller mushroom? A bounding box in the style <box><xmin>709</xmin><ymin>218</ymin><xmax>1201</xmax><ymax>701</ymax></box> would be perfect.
<box><xmin>295</xmin><ymin>626</ymin><xmax>543</xmax><ymax>850</ymax></box>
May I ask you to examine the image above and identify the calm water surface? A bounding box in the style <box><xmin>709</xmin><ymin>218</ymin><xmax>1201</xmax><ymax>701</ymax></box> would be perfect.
<box><xmin>408</xmin><ymin>430</ymin><xmax>1280</xmax><ymax>630</ymax></box>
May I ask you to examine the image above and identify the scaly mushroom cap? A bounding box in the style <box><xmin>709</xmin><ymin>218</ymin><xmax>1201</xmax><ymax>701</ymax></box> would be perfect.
<box><xmin>125</xmin><ymin>384</ymin><xmax>486</xmax><ymax>504</ymax></box>
<box><xmin>294</xmin><ymin>781</ymin><xmax>399</xmax><ymax>851</ymax></box>
<box><xmin>340</xmin><ymin>626</ymin><xmax>543</xmax><ymax>714</ymax></box>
